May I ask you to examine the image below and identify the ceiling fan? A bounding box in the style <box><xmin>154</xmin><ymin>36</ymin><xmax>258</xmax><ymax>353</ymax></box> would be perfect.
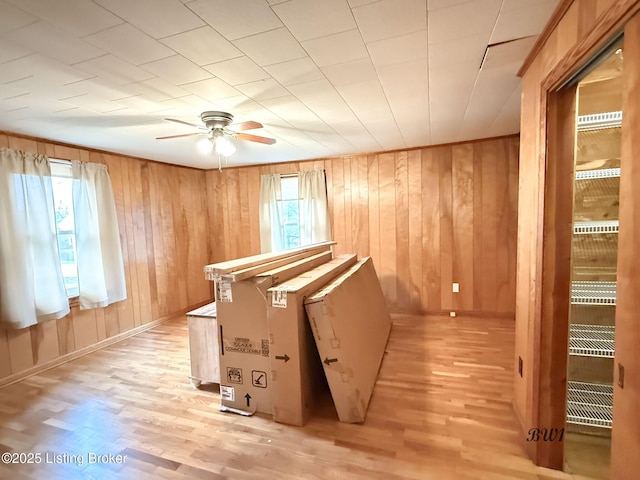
<box><xmin>156</xmin><ymin>111</ymin><xmax>276</xmax><ymax>167</ymax></box>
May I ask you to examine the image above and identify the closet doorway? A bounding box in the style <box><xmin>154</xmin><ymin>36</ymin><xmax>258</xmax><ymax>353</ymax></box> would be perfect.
<box><xmin>563</xmin><ymin>41</ymin><xmax>623</xmax><ymax>479</ymax></box>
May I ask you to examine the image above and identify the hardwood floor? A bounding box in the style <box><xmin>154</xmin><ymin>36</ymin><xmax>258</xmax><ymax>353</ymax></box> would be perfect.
<box><xmin>0</xmin><ymin>314</ymin><xmax>599</xmax><ymax>480</ymax></box>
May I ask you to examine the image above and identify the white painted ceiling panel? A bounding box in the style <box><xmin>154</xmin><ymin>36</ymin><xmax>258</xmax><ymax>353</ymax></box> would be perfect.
<box><xmin>459</xmin><ymin>65</ymin><xmax>521</xmax><ymax>140</ymax></box>
<box><xmin>348</xmin><ymin>0</ymin><xmax>378</xmax><ymax>7</ymax></box>
<box><xmin>94</xmin><ymin>0</ymin><xmax>205</xmax><ymax>39</ymax></box>
<box><xmin>0</xmin><ymin>1</ymin><xmax>37</xmax><ymax>33</ymax></box>
<box><xmin>336</xmin><ymin>80</ymin><xmax>395</xmax><ymax>123</ymax></box>
<box><xmin>160</xmin><ymin>27</ymin><xmax>243</xmax><ymax>66</ymax></box>
<box><xmin>187</xmin><ymin>0</ymin><xmax>283</xmax><ymax>41</ymax></box>
<box><xmin>428</xmin><ymin>0</ymin><xmax>471</xmax><ymax>10</ymax></box>
<box><xmin>85</xmin><ymin>24</ymin><xmax>174</xmax><ymax>66</ymax></box>
<box><xmin>331</xmin><ymin>118</ymin><xmax>380</xmax><ymax>151</ymax></box>
<box><xmin>204</xmin><ymin>56</ymin><xmax>270</xmax><ymax>86</ymax></box>
<box><xmin>264</xmin><ymin>57</ymin><xmax>325</xmax><ymax>86</ymax></box>
<box><xmin>1</xmin><ymin>54</ymin><xmax>91</xmax><ymax>85</ymax></box>
<box><xmin>428</xmin><ymin>0</ymin><xmax>502</xmax><ymax>45</ymax></box>
<box><xmin>0</xmin><ymin>0</ymin><xmax>560</xmax><ymax>167</ymax></box>
<box><xmin>321</xmin><ymin>58</ymin><xmax>378</xmax><ymax>87</ymax></box>
<box><xmin>234</xmin><ymin>79</ymin><xmax>290</xmax><ymax>101</ymax></box>
<box><xmin>301</xmin><ymin>29</ymin><xmax>368</xmax><ymax>67</ymax></box>
<box><xmin>287</xmin><ymin>79</ymin><xmax>357</xmax><ymax>124</ymax></box>
<box><xmin>482</xmin><ymin>36</ymin><xmax>539</xmax><ymax>71</ymax></box>
<box><xmin>353</xmin><ymin>0</ymin><xmax>427</xmax><ymax>43</ymax></box>
<box><xmin>5</xmin><ymin>0</ymin><xmax>122</xmax><ymax>37</ymax></box>
<box><xmin>487</xmin><ymin>82</ymin><xmax>522</xmax><ymax>137</ymax></box>
<box><xmin>5</xmin><ymin>21</ymin><xmax>105</xmax><ymax>64</ymax></box>
<box><xmin>272</xmin><ymin>0</ymin><xmax>356</xmax><ymax>41</ymax></box>
<box><xmin>233</xmin><ymin>28</ymin><xmax>307</xmax><ymax>67</ymax></box>
<box><xmin>179</xmin><ymin>78</ymin><xmax>241</xmax><ymax>102</ymax></box>
<box><xmin>368</xmin><ymin>30</ymin><xmax>428</xmax><ymax>67</ymax></box>
<box><xmin>260</xmin><ymin>95</ymin><xmax>323</xmax><ymax>126</ymax></box>
<box><xmin>208</xmin><ymin>95</ymin><xmax>263</xmax><ymax>117</ymax></box>
<box><xmin>139</xmin><ymin>55</ymin><xmax>210</xmax><ymax>86</ymax></box>
<box><xmin>57</xmin><ymin>94</ymin><xmax>127</xmax><ymax>114</ymax></box>
<box><xmin>490</xmin><ymin>0</ymin><xmax>559</xmax><ymax>44</ymax></box>
<box><xmin>362</xmin><ymin>118</ymin><xmax>405</xmax><ymax>150</ymax></box>
<box><xmin>120</xmin><ymin>77</ymin><xmax>190</xmax><ymax>103</ymax></box>
<box><xmin>378</xmin><ymin>59</ymin><xmax>430</xmax><ymax>145</ymax></box>
<box><xmin>429</xmin><ymin>34</ymin><xmax>488</xmax><ymax>69</ymax></box>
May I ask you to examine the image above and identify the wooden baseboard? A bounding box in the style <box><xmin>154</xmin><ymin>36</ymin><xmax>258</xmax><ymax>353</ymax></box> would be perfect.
<box><xmin>389</xmin><ymin>308</ymin><xmax>515</xmax><ymax>319</ymax></box>
<box><xmin>0</xmin><ymin>299</ymin><xmax>213</xmax><ymax>389</ymax></box>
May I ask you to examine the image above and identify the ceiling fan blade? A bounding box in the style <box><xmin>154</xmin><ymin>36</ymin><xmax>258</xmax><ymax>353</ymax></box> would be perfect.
<box><xmin>156</xmin><ymin>133</ymin><xmax>201</xmax><ymax>140</ymax></box>
<box><xmin>165</xmin><ymin>118</ymin><xmax>203</xmax><ymax>129</ymax></box>
<box><xmin>235</xmin><ymin>132</ymin><xmax>276</xmax><ymax>145</ymax></box>
<box><xmin>232</xmin><ymin>120</ymin><xmax>263</xmax><ymax>131</ymax></box>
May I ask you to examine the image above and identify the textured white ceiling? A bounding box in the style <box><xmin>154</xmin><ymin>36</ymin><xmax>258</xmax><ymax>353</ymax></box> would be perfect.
<box><xmin>0</xmin><ymin>0</ymin><xmax>558</xmax><ymax>168</ymax></box>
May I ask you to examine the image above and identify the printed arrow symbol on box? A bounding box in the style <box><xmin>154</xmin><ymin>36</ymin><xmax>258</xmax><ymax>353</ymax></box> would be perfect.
<box><xmin>324</xmin><ymin>357</ymin><xmax>337</xmax><ymax>365</ymax></box>
<box><xmin>275</xmin><ymin>354</ymin><xmax>290</xmax><ymax>363</ymax></box>
<box><xmin>245</xmin><ymin>393</ymin><xmax>251</xmax><ymax>407</ymax></box>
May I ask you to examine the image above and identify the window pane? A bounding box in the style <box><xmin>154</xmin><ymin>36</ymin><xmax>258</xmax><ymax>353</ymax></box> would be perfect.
<box><xmin>280</xmin><ymin>176</ymin><xmax>299</xmax><ymax>200</ymax></box>
<box><xmin>280</xmin><ymin>199</ymin><xmax>300</xmax><ymax>249</ymax></box>
<box><xmin>51</xmin><ymin>165</ymin><xmax>79</xmax><ymax>298</ymax></box>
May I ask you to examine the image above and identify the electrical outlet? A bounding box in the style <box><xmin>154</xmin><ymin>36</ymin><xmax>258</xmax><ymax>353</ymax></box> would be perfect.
<box><xmin>518</xmin><ymin>357</ymin><xmax>523</xmax><ymax>377</ymax></box>
<box><xmin>452</xmin><ymin>283</ymin><xmax>459</xmax><ymax>293</ymax></box>
<box><xmin>449</xmin><ymin>311</ymin><xmax>456</xmax><ymax>318</ymax></box>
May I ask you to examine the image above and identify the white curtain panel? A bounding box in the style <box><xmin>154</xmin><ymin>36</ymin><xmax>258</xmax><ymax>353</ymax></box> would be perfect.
<box><xmin>259</xmin><ymin>173</ymin><xmax>284</xmax><ymax>252</ymax></box>
<box><xmin>298</xmin><ymin>170</ymin><xmax>332</xmax><ymax>245</ymax></box>
<box><xmin>72</xmin><ymin>161</ymin><xmax>126</xmax><ymax>309</ymax></box>
<box><xmin>0</xmin><ymin>147</ymin><xmax>70</xmax><ymax>329</ymax></box>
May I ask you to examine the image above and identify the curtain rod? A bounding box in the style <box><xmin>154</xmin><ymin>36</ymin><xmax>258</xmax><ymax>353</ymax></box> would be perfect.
<box><xmin>280</xmin><ymin>169</ymin><xmax>325</xmax><ymax>178</ymax></box>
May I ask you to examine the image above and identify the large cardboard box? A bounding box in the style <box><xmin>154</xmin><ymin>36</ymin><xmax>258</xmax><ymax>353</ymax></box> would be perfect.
<box><xmin>266</xmin><ymin>254</ymin><xmax>358</xmax><ymax>426</ymax></box>
<box><xmin>304</xmin><ymin>257</ymin><xmax>391</xmax><ymax>423</ymax></box>
<box><xmin>215</xmin><ymin>250</ymin><xmax>332</xmax><ymax>415</ymax></box>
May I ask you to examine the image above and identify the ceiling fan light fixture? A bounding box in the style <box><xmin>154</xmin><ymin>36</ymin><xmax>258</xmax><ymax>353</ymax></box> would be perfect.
<box><xmin>214</xmin><ymin>135</ymin><xmax>236</xmax><ymax>157</ymax></box>
<box><xmin>197</xmin><ymin>137</ymin><xmax>214</xmax><ymax>155</ymax></box>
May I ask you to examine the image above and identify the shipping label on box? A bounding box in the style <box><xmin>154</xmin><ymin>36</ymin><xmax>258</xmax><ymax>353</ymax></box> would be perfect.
<box><xmin>223</xmin><ymin>336</ymin><xmax>269</xmax><ymax>356</ymax></box>
<box><xmin>216</xmin><ymin>281</ymin><xmax>233</xmax><ymax>303</ymax></box>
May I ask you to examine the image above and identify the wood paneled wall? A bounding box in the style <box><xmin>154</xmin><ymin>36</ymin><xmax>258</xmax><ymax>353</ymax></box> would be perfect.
<box><xmin>515</xmin><ymin>0</ymin><xmax>640</xmax><ymax>473</ymax></box>
<box><xmin>206</xmin><ymin>135</ymin><xmax>519</xmax><ymax>315</ymax></box>
<box><xmin>0</xmin><ymin>133</ymin><xmax>211</xmax><ymax>383</ymax></box>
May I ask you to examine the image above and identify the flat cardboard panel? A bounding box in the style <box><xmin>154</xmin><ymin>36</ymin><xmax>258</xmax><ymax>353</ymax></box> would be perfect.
<box><xmin>216</xmin><ymin>251</ymin><xmax>332</xmax><ymax>415</ymax></box>
<box><xmin>304</xmin><ymin>257</ymin><xmax>391</xmax><ymax>423</ymax></box>
<box><xmin>266</xmin><ymin>254</ymin><xmax>358</xmax><ymax>426</ymax></box>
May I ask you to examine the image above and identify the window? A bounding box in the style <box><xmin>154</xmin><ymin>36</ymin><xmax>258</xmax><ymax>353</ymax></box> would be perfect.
<box><xmin>259</xmin><ymin>170</ymin><xmax>331</xmax><ymax>253</ymax></box>
<box><xmin>279</xmin><ymin>176</ymin><xmax>301</xmax><ymax>250</ymax></box>
<box><xmin>50</xmin><ymin>161</ymin><xmax>79</xmax><ymax>298</ymax></box>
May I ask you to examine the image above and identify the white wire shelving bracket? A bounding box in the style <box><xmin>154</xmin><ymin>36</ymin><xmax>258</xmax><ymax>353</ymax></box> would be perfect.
<box><xmin>573</xmin><ymin>220</ymin><xmax>619</xmax><ymax>235</ymax></box>
<box><xmin>566</xmin><ymin>381</ymin><xmax>613</xmax><ymax>428</ymax></box>
<box><xmin>571</xmin><ymin>281</ymin><xmax>617</xmax><ymax>305</ymax></box>
<box><xmin>575</xmin><ymin>168</ymin><xmax>621</xmax><ymax>180</ymax></box>
<box><xmin>569</xmin><ymin>324</ymin><xmax>615</xmax><ymax>357</ymax></box>
<box><xmin>577</xmin><ymin>111</ymin><xmax>622</xmax><ymax>131</ymax></box>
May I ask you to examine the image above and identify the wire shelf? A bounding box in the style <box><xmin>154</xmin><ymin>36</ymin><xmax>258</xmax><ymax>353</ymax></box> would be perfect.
<box><xmin>577</xmin><ymin>111</ymin><xmax>622</xmax><ymax>131</ymax></box>
<box><xmin>575</xmin><ymin>168</ymin><xmax>621</xmax><ymax>180</ymax></box>
<box><xmin>569</xmin><ymin>324</ymin><xmax>615</xmax><ymax>357</ymax></box>
<box><xmin>571</xmin><ymin>281</ymin><xmax>617</xmax><ymax>305</ymax></box>
<box><xmin>573</xmin><ymin>220</ymin><xmax>619</xmax><ymax>234</ymax></box>
<box><xmin>566</xmin><ymin>381</ymin><xmax>613</xmax><ymax>428</ymax></box>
